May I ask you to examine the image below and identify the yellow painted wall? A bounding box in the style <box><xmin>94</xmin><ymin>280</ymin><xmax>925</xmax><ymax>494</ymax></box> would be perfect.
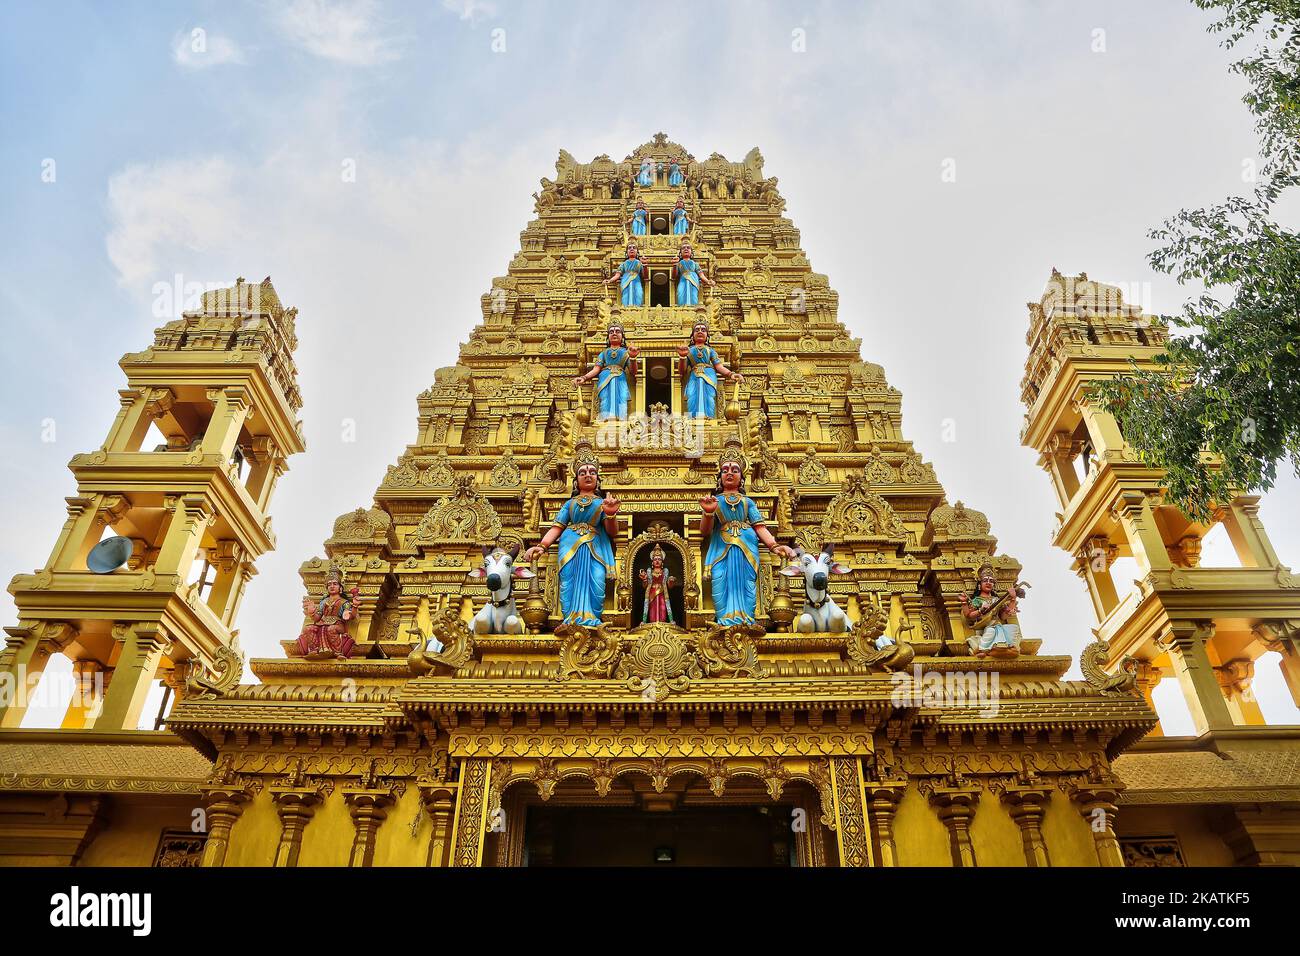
<box><xmin>892</xmin><ymin>785</ymin><xmax>952</xmax><ymax>866</ymax></box>
<box><xmin>79</xmin><ymin>797</ymin><xmax>198</xmax><ymax>866</ymax></box>
<box><xmin>224</xmin><ymin>789</ymin><xmax>278</xmax><ymax>867</ymax></box>
<box><xmin>372</xmin><ymin>788</ymin><xmax>429</xmax><ymax>867</ymax></box>
<box><xmin>969</xmin><ymin>795</ymin><xmax>1026</xmax><ymax>866</ymax></box>
<box><xmin>1117</xmin><ymin>805</ymin><xmax>1235</xmax><ymax>866</ymax></box>
<box><xmin>296</xmin><ymin>790</ymin><xmax>351</xmax><ymax>866</ymax></box>
<box><xmin>1040</xmin><ymin>790</ymin><xmax>1099</xmax><ymax>866</ymax></box>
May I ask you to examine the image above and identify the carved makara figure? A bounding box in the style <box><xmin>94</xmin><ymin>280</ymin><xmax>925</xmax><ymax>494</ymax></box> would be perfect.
<box><xmin>700</xmin><ymin>442</ymin><xmax>794</xmax><ymax>626</ymax></box>
<box><xmin>604</xmin><ymin>242</ymin><xmax>646</xmax><ymax>307</ymax></box>
<box><xmin>678</xmin><ymin>321</ymin><xmax>740</xmax><ymax>419</ymax></box>
<box><xmin>629</xmin><ymin>198</ymin><xmax>648</xmax><ymax>236</ymax></box>
<box><xmin>468</xmin><ymin>544</ymin><xmax>535</xmax><ymax>634</ymax></box>
<box><xmin>524</xmin><ymin>442</ymin><xmax>620</xmax><ymax>627</ymax></box>
<box><xmin>638</xmin><ymin>544</ymin><xmax>677</xmax><ymax>625</ymax></box>
<box><xmin>780</xmin><ymin>544</ymin><xmax>852</xmax><ymax>632</ymax></box>
<box><xmin>960</xmin><ymin>562</ymin><xmax>1028</xmax><ymax>658</ymax></box>
<box><xmin>673</xmin><ymin>242</ymin><xmax>712</xmax><ymax>307</ymax></box>
<box><xmin>296</xmin><ymin>565</ymin><xmax>359</xmax><ymax>659</ymax></box>
<box><xmin>574</xmin><ymin>322</ymin><xmax>637</xmax><ymax>420</ymax></box>
<box><xmin>671</xmin><ymin>198</ymin><xmax>690</xmax><ymax>235</ymax></box>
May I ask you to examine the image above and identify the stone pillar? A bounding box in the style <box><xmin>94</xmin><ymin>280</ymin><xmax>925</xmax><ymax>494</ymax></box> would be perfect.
<box><xmin>828</xmin><ymin>757</ymin><xmax>873</xmax><ymax>867</ymax></box>
<box><xmin>155</xmin><ymin>493</ymin><xmax>213</xmax><ymax>576</ymax></box>
<box><xmin>1041</xmin><ymin>432</ymin><xmax>1082</xmax><ymax>505</ymax></box>
<box><xmin>864</xmin><ymin>782</ymin><xmax>906</xmax><ymax>867</ymax></box>
<box><xmin>1160</xmin><ymin>620</ymin><xmax>1234</xmax><ymax>734</ymax></box>
<box><xmin>1075</xmin><ymin>536</ymin><xmax>1121</xmax><ymax>620</ymax></box>
<box><xmin>418</xmin><ymin>780</ymin><xmax>457</xmax><ymax>868</ymax></box>
<box><xmin>201</xmin><ymin>386</ymin><xmax>253</xmax><ymax>461</ymax></box>
<box><xmin>1115</xmin><ymin>491</ymin><xmax>1171</xmax><ymax>575</ymax></box>
<box><xmin>343</xmin><ymin>789</ymin><xmax>396</xmax><ymax>868</ymax></box>
<box><xmin>1215</xmin><ymin>659</ymin><xmax>1266</xmax><ymax>726</ymax></box>
<box><xmin>271</xmin><ymin>788</ymin><xmax>322</xmax><ymax>867</ymax></box>
<box><xmin>1070</xmin><ymin>781</ymin><xmax>1126</xmax><ymax>867</ymax></box>
<box><xmin>0</xmin><ymin>622</ymin><xmax>73</xmax><ymax>728</ymax></box>
<box><xmin>60</xmin><ymin>659</ymin><xmax>106</xmax><ymax>729</ymax></box>
<box><xmin>925</xmin><ymin>783</ymin><xmax>981</xmax><ymax>867</ymax></box>
<box><xmin>199</xmin><ymin>787</ymin><xmax>252</xmax><ymax>867</ymax></box>
<box><xmin>449</xmin><ymin>759</ymin><xmax>493</xmax><ymax>868</ymax></box>
<box><xmin>1259</xmin><ymin>623</ymin><xmax>1300</xmax><ymax>709</ymax></box>
<box><xmin>96</xmin><ymin>623</ymin><xmax>169</xmax><ymax>732</ymax></box>
<box><xmin>1000</xmin><ymin>785</ymin><xmax>1054</xmax><ymax>867</ymax></box>
<box><xmin>1219</xmin><ymin>497</ymin><xmax>1280</xmax><ymax>569</ymax></box>
<box><xmin>1133</xmin><ymin>661</ymin><xmax>1165</xmax><ymax>737</ymax></box>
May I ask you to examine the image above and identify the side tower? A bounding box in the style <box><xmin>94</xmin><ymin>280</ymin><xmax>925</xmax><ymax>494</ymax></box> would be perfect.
<box><xmin>1021</xmin><ymin>269</ymin><xmax>1300</xmax><ymax>733</ymax></box>
<box><xmin>2</xmin><ymin>277</ymin><xmax>305</xmax><ymax>731</ymax></box>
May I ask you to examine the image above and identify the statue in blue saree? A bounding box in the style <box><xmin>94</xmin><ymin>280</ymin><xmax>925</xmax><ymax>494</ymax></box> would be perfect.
<box><xmin>677</xmin><ymin>321</ymin><xmax>741</xmax><ymax>419</ymax></box>
<box><xmin>700</xmin><ymin>443</ymin><xmax>794</xmax><ymax>626</ymax></box>
<box><xmin>604</xmin><ymin>242</ymin><xmax>645</xmax><ymax>307</ymax></box>
<box><xmin>673</xmin><ymin>243</ymin><xmax>711</xmax><ymax>306</ymax></box>
<box><xmin>629</xmin><ymin>199</ymin><xmax>648</xmax><ymax>236</ymax></box>
<box><xmin>574</xmin><ymin>323</ymin><xmax>637</xmax><ymax>420</ymax></box>
<box><xmin>671</xmin><ymin>198</ymin><xmax>690</xmax><ymax>235</ymax></box>
<box><xmin>523</xmin><ymin>443</ymin><xmax>620</xmax><ymax>627</ymax></box>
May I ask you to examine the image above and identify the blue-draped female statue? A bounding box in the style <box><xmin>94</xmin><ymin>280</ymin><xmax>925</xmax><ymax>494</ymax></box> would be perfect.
<box><xmin>671</xmin><ymin>198</ymin><xmax>690</xmax><ymax>235</ymax></box>
<box><xmin>678</xmin><ymin>321</ymin><xmax>741</xmax><ymax>419</ymax></box>
<box><xmin>700</xmin><ymin>443</ymin><xmax>793</xmax><ymax>626</ymax></box>
<box><xmin>668</xmin><ymin>161</ymin><xmax>685</xmax><ymax>186</ymax></box>
<box><xmin>573</xmin><ymin>323</ymin><xmax>637</xmax><ymax>420</ymax></box>
<box><xmin>604</xmin><ymin>242</ymin><xmax>646</xmax><ymax>307</ymax></box>
<box><xmin>636</xmin><ymin>157</ymin><xmax>655</xmax><ymax>187</ymax></box>
<box><xmin>673</xmin><ymin>242</ymin><xmax>711</xmax><ymax>307</ymax></box>
<box><xmin>629</xmin><ymin>199</ymin><xmax>648</xmax><ymax>236</ymax></box>
<box><xmin>524</xmin><ymin>443</ymin><xmax>620</xmax><ymax>627</ymax></box>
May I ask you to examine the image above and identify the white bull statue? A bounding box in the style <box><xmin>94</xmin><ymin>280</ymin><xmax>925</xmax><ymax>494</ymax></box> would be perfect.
<box><xmin>467</xmin><ymin>544</ymin><xmax>535</xmax><ymax>635</ymax></box>
<box><xmin>780</xmin><ymin>544</ymin><xmax>854</xmax><ymax>633</ymax></box>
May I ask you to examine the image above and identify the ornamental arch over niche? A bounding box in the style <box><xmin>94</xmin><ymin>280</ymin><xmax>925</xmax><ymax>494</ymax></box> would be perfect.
<box><xmin>614</xmin><ymin>521</ymin><xmax>698</xmax><ymax>628</ymax></box>
<box><xmin>818</xmin><ymin>472</ymin><xmax>908</xmax><ymax>548</ymax></box>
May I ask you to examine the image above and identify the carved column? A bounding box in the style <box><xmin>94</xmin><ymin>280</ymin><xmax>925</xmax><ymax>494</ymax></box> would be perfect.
<box><xmin>449</xmin><ymin>759</ymin><xmax>493</xmax><ymax>868</ymax></box>
<box><xmin>1214</xmin><ymin>659</ymin><xmax>1266</xmax><ymax>725</ymax></box>
<box><xmin>343</xmin><ymin>789</ymin><xmax>396</xmax><ymax>868</ymax></box>
<box><xmin>271</xmin><ymin>787</ymin><xmax>323</xmax><ymax>867</ymax></box>
<box><xmin>999</xmin><ymin>785</ymin><xmax>1054</xmax><ymax>867</ymax></box>
<box><xmin>924</xmin><ymin>782</ymin><xmax>981</xmax><ymax>867</ymax></box>
<box><xmin>1069</xmin><ymin>781</ymin><xmax>1126</xmax><ymax>867</ymax></box>
<box><xmin>0</xmin><ymin>622</ymin><xmax>74</xmax><ymax>728</ymax></box>
<box><xmin>97</xmin><ymin>622</ymin><xmax>169</xmax><ymax>731</ymax></box>
<box><xmin>864</xmin><ymin>782</ymin><xmax>907</xmax><ymax>867</ymax></box>
<box><xmin>1133</xmin><ymin>661</ymin><xmax>1165</xmax><ymax>736</ymax></box>
<box><xmin>829</xmin><ymin>756</ymin><xmax>873</xmax><ymax>867</ymax></box>
<box><xmin>1114</xmin><ymin>490</ymin><xmax>1172</xmax><ymax>575</ymax></box>
<box><xmin>1220</xmin><ymin>496</ymin><xmax>1280</xmax><ymax>568</ymax></box>
<box><xmin>199</xmin><ymin>786</ymin><xmax>252</xmax><ymax>867</ymax></box>
<box><xmin>60</xmin><ymin>659</ymin><xmax>106</xmax><ymax>729</ymax></box>
<box><xmin>417</xmin><ymin>779</ymin><xmax>458</xmax><ymax>868</ymax></box>
<box><xmin>1160</xmin><ymin>620</ymin><xmax>1234</xmax><ymax>734</ymax></box>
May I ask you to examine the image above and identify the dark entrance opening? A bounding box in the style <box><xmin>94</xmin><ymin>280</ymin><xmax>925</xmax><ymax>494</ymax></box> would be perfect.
<box><xmin>649</xmin><ymin>270</ymin><xmax>670</xmax><ymax>307</ymax></box>
<box><xmin>644</xmin><ymin>357</ymin><xmax>672</xmax><ymax>414</ymax></box>
<box><xmin>523</xmin><ymin>805</ymin><xmax>795</xmax><ymax>866</ymax></box>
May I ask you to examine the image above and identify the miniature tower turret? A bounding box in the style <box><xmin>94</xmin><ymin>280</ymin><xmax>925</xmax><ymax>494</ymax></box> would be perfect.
<box><xmin>1021</xmin><ymin>269</ymin><xmax>1300</xmax><ymax>735</ymax></box>
<box><xmin>1</xmin><ymin>277</ymin><xmax>305</xmax><ymax>730</ymax></box>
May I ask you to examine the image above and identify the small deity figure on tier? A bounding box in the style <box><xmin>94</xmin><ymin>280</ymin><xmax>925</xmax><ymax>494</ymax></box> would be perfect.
<box><xmin>673</xmin><ymin>242</ymin><xmax>712</xmax><ymax>306</ymax></box>
<box><xmin>574</xmin><ymin>323</ymin><xmax>638</xmax><ymax>420</ymax></box>
<box><xmin>959</xmin><ymin>563</ymin><xmax>1027</xmax><ymax>658</ymax></box>
<box><xmin>605</xmin><ymin>242</ymin><xmax>646</xmax><ymax>307</ymax></box>
<box><xmin>669</xmin><ymin>161</ymin><xmax>685</xmax><ymax>186</ymax></box>
<box><xmin>523</xmin><ymin>442</ymin><xmax>620</xmax><ymax>627</ymax></box>
<box><xmin>701</xmin><ymin>442</ymin><xmax>794</xmax><ymax>626</ymax></box>
<box><xmin>636</xmin><ymin>156</ymin><xmax>655</xmax><ymax>186</ymax></box>
<box><xmin>671</xmin><ymin>198</ymin><xmax>690</xmax><ymax>235</ymax></box>
<box><xmin>678</xmin><ymin>321</ymin><xmax>741</xmax><ymax>419</ymax></box>
<box><xmin>629</xmin><ymin>199</ymin><xmax>648</xmax><ymax>236</ymax></box>
<box><xmin>638</xmin><ymin>544</ymin><xmax>677</xmax><ymax>625</ymax></box>
<box><xmin>296</xmin><ymin>566</ymin><xmax>360</xmax><ymax>659</ymax></box>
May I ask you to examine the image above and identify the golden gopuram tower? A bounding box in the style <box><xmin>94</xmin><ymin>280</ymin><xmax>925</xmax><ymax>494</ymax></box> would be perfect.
<box><xmin>2</xmin><ymin>136</ymin><xmax>1298</xmax><ymax>868</ymax></box>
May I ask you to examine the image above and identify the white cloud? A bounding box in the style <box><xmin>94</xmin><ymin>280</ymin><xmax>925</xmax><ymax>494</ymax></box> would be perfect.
<box><xmin>172</xmin><ymin>29</ymin><xmax>245</xmax><ymax>69</ymax></box>
<box><xmin>272</xmin><ymin>0</ymin><xmax>401</xmax><ymax>65</ymax></box>
<box><xmin>105</xmin><ymin>157</ymin><xmax>241</xmax><ymax>286</ymax></box>
<box><xmin>441</xmin><ymin>0</ymin><xmax>498</xmax><ymax>22</ymax></box>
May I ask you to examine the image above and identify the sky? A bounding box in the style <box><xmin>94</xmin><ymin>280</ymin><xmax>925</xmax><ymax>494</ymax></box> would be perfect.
<box><xmin>1</xmin><ymin>0</ymin><xmax>1297</xmax><ymax>732</ymax></box>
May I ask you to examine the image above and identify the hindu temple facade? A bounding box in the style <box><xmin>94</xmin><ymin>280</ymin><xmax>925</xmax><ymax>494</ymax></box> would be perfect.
<box><xmin>1</xmin><ymin>136</ymin><xmax>1297</xmax><ymax>867</ymax></box>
